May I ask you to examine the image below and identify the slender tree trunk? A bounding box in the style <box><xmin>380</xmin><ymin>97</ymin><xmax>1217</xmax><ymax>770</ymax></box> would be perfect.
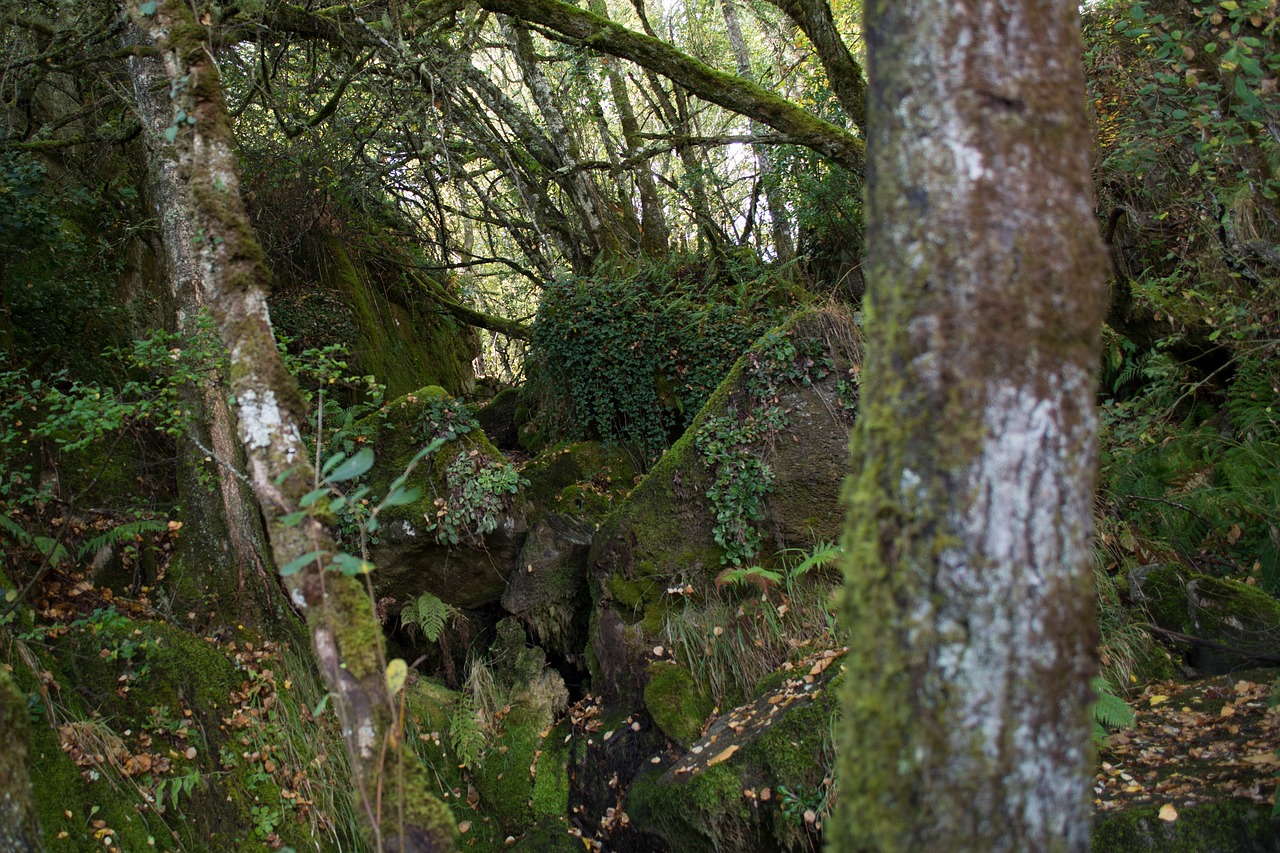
<box><xmin>833</xmin><ymin>0</ymin><xmax>1108</xmax><ymax>850</ymax></box>
<box><xmin>128</xmin><ymin>43</ymin><xmax>283</xmax><ymax>636</ymax></box>
<box><xmin>720</xmin><ymin>0</ymin><xmax>794</xmax><ymax>263</ymax></box>
<box><xmin>126</xmin><ymin>4</ymin><xmax>456</xmax><ymax>850</ymax></box>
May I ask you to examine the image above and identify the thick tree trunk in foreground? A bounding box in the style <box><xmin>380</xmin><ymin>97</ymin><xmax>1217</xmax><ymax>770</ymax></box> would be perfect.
<box><xmin>127</xmin><ymin>3</ymin><xmax>456</xmax><ymax>850</ymax></box>
<box><xmin>833</xmin><ymin>0</ymin><xmax>1108</xmax><ymax>850</ymax></box>
<box><xmin>0</xmin><ymin>667</ymin><xmax>42</xmax><ymax>852</ymax></box>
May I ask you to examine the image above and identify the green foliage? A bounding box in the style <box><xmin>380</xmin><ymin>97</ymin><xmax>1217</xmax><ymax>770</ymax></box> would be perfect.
<box><xmin>449</xmin><ymin>693</ymin><xmax>487</xmax><ymax>770</ymax></box>
<box><xmin>1092</xmin><ymin>676</ymin><xmax>1138</xmax><ymax>745</ymax></box>
<box><xmin>401</xmin><ymin>591</ymin><xmax>458</xmax><ymax>643</ymax></box>
<box><xmin>424</xmin><ymin>451</ymin><xmax>526</xmax><ymax>546</ymax></box>
<box><xmin>695</xmin><ymin>329</ymin><xmax>833</xmax><ymax>566</ymax></box>
<box><xmin>527</xmin><ymin>257</ymin><xmax>795</xmax><ymax>459</ymax></box>
<box><xmin>0</xmin><ymin>153</ymin><xmax>135</xmax><ymax>374</ymax></box>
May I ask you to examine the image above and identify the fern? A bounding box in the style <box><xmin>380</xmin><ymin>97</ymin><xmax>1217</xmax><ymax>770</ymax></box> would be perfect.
<box><xmin>400</xmin><ymin>592</ymin><xmax>457</xmax><ymax>643</ymax></box>
<box><xmin>0</xmin><ymin>513</ymin><xmax>31</xmax><ymax>544</ymax></box>
<box><xmin>77</xmin><ymin>519</ymin><xmax>168</xmax><ymax>560</ymax></box>
<box><xmin>789</xmin><ymin>540</ymin><xmax>842</xmax><ymax>578</ymax></box>
<box><xmin>1091</xmin><ymin>676</ymin><xmax>1136</xmax><ymax>745</ymax></box>
<box><xmin>449</xmin><ymin>694</ymin><xmax>486</xmax><ymax>769</ymax></box>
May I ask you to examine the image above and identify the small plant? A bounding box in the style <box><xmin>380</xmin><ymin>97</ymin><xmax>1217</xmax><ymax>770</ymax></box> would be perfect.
<box><xmin>424</xmin><ymin>451</ymin><xmax>526</xmax><ymax>546</ymax></box>
<box><xmin>1091</xmin><ymin>676</ymin><xmax>1136</xmax><ymax>745</ymax></box>
<box><xmin>401</xmin><ymin>591</ymin><xmax>458</xmax><ymax>643</ymax></box>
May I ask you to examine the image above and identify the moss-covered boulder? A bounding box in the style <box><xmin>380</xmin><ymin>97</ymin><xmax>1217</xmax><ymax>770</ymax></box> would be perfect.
<box><xmin>625</xmin><ymin>649</ymin><xmax>843</xmax><ymax>852</ymax></box>
<box><xmin>363</xmin><ymin>387</ymin><xmax>529</xmax><ymax>609</ymax></box>
<box><xmin>472</xmin><ymin>621</ymin><xmax>570</xmax><ymax>833</ymax></box>
<box><xmin>502</xmin><ymin>442</ymin><xmax>638</xmax><ymax>654</ymax></box>
<box><xmin>644</xmin><ymin>661</ymin><xmax>713</xmax><ymax>746</ymax></box>
<box><xmin>589</xmin><ymin>309</ymin><xmax>859</xmax><ymax>702</ymax></box>
<box><xmin>1091</xmin><ymin>799</ymin><xmax>1280</xmax><ymax>852</ymax></box>
<box><xmin>1132</xmin><ymin>564</ymin><xmax>1280</xmax><ymax>673</ymax></box>
<box><xmin>476</xmin><ymin>387</ymin><xmax>522</xmax><ymax>451</ymax></box>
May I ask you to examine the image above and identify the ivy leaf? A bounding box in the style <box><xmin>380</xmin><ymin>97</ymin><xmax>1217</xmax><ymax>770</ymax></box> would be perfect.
<box><xmin>327</xmin><ymin>447</ymin><xmax>374</xmax><ymax>482</ymax></box>
<box><xmin>139</xmin><ymin>0</ymin><xmax>158</xmax><ymax>15</ymax></box>
<box><xmin>163</xmin><ymin>125</ymin><xmax>178</xmax><ymax>143</ymax></box>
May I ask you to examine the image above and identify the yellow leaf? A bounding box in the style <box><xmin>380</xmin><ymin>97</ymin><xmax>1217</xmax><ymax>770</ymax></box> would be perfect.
<box><xmin>1159</xmin><ymin>803</ymin><xmax>1178</xmax><ymax>822</ymax></box>
<box><xmin>1149</xmin><ymin>694</ymin><xmax>1169</xmax><ymax>705</ymax></box>
<box><xmin>707</xmin><ymin>744</ymin><xmax>739</xmax><ymax>766</ymax></box>
<box><xmin>386</xmin><ymin>658</ymin><xmax>408</xmax><ymax>696</ymax></box>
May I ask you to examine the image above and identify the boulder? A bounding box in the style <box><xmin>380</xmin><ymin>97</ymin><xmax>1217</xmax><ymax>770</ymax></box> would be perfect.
<box><xmin>1131</xmin><ymin>564</ymin><xmax>1280</xmax><ymax>673</ymax></box>
<box><xmin>588</xmin><ymin>308</ymin><xmax>860</xmax><ymax>702</ymax></box>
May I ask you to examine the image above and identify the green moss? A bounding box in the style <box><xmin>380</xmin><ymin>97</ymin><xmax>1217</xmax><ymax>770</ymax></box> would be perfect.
<box><xmin>473</xmin><ymin>702</ymin><xmax>543</xmax><ymax>831</ymax></box>
<box><xmin>1140</xmin><ymin>565</ymin><xmax>1192</xmax><ymax>633</ymax></box>
<box><xmin>746</xmin><ymin>673</ymin><xmax>841</xmax><ymax>788</ymax></box>
<box><xmin>644</xmin><ymin>662</ymin><xmax>713</xmax><ymax>745</ymax></box>
<box><xmin>324</xmin><ymin>574</ymin><xmax>381</xmax><ymax>680</ymax></box>
<box><xmin>531</xmin><ymin>723</ymin><xmax>571</xmax><ymax>820</ymax></box>
<box><xmin>1091</xmin><ymin>800</ymin><xmax>1280</xmax><ymax>852</ymax></box>
<box><xmin>632</xmin><ymin>761</ymin><xmax>751</xmax><ymax>852</ymax></box>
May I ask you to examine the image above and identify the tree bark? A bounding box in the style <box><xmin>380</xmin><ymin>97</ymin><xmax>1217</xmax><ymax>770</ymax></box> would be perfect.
<box><xmin>126</xmin><ymin>3</ymin><xmax>456</xmax><ymax>850</ymax></box>
<box><xmin>127</xmin><ymin>41</ymin><xmax>284</xmax><ymax>636</ymax></box>
<box><xmin>833</xmin><ymin>0</ymin><xmax>1108</xmax><ymax>850</ymax></box>
<box><xmin>0</xmin><ymin>667</ymin><xmax>42</xmax><ymax>853</ymax></box>
<box><xmin>762</xmin><ymin>0</ymin><xmax>866</xmax><ymax>131</ymax></box>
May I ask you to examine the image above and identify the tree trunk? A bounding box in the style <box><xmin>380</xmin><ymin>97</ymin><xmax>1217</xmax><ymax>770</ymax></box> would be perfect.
<box><xmin>719</xmin><ymin>0</ymin><xmax>794</xmax><ymax>263</ymax></box>
<box><xmin>833</xmin><ymin>0</ymin><xmax>1108</xmax><ymax>850</ymax></box>
<box><xmin>127</xmin><ymin>3</ymin><xmax>456</xmax><ymax>850</ymax></box>
<box><xmin>0</xmin><ymin>667</ymin><xmax>42</xmax><ymax>853</ymax></box>
<box><xmin>127</xmin><ymin>42</ymin><xmax>284</xmax><ymax>637</ymax></box>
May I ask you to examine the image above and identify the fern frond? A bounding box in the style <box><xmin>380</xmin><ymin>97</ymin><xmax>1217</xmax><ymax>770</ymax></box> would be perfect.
<box><xmin>401</xmin><ymin>592</ymin><xmax>456</xmax><ymax>643</ymax></box>
<box><xmin>77</xmin><ymin>519</ymin><xmax>168</xmax><ymax>560</ymax></box>
<box><xmin>449</xmin><ymin>695</ymin><xmax>486</xmax><ymax>769</ymax></box>
<box><xmin>791</xmin><ymin>541</ymin><xmax>843</xmax><ymax>578</ymax></box>
<box><xmin>1091</xmin><ymin>676</ymin><xmax>1136</xmax><ymax>731</ymax></box>
<box><xmin>0</xmin><ymin>514</ymin><xmax>32</xmax><ymax>544</ymax></box>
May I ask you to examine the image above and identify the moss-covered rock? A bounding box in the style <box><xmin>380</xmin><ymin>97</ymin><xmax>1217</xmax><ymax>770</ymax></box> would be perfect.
<box><xmin>362</xmin><ymin>386</ymin><xmax>529</xmax><ymax>609</ymax></box>
<box><xmin>644</xmin><ymin>661</ymin><xmax>713</xmax><ymax>746</ymax></box>
<box><xmin>269</xmin><ymin>232</ymin><xmax>477</xmax><ymax>398</ymax></box>
<box><xmin>589</xmin><ymin>309</ymin><xmax>859</xmax><ymax>704</ymax></box>
<box><xmin>625</xmin><ymin>650</ymin><xmax>842</xmax><ymax>853</ymax></box>
<box><xmin>1132</xmin><ymin>564</ymin><xmax>1280</xmax><ymax>673</ymax></box>
<box><xmin>1091</xmin><ymin>799</ymin><xmax>1280</xmax><ymax>851</ymax></box>
<box><xmin>475</xmin><ymin>387</ymin><xmax>522</xmax><ymax>451</ymax></box>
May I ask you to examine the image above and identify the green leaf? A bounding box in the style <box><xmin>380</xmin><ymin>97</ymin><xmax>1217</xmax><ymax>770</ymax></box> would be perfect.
<box><xmin>386</xmin><ymin>659</ymin><xmax>408</xmax><ymax>695</ymax></box>
<box><xmin>327</xmin><ymin>448</ymin><xmax>374</xmax><ymax>482</ymax></box>
<box><xmin>299</xmin><ymin>487</ymin><xmax>328</xmax><ymax>508</ymax></box>
<box><xmin>163</xmin><ymin>125</ymin><xmax>178</xmax><ymax>143</ymax></box>
<box><xmin>383</xmin><ymin>486</ymin><xmax>420</xmax><ymax>507</ymax></box>
<box><xmin>278</xmin><ymin>511</ymin><xmax>308</xmax><ymax>527</ymax></box>
<box><xmin>321</xmin><ymin>451</ymin><xmax>348</xmax><ymax>476</ymax></box>
<box><xmin>279</xmin><ymin>550</ymin><xmax>326</xmax><ymax>577</ymax></box>
<box><xmin>331</xmin><ymin>553</ymin><xmax>374</xmax><ymax>575</ymax></box>
<box><xmin>139</xmin><ymin>1</ymin><xmax>157</xmax><ymax>15</ymax></box>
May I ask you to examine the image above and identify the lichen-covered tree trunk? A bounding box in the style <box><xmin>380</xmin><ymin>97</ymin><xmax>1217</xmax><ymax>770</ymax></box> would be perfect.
<box><xmin>833</xmin><ymin>1</ymin><xmax>1109</xmax><ymax>851</ymax></box>
<box><xmin>127</xmin><ymin>43</ymin><xmax>284</xmax><ymax>636</ymax></box>
<box><xmin>0</xmin><ymin>667</ymin><xmax>42</xmax><ymax>852</ymax></box>
<box><xmin>126</xmin><ymin>3</ymin><xmax>456</xmax><ymax>850</ymax></box>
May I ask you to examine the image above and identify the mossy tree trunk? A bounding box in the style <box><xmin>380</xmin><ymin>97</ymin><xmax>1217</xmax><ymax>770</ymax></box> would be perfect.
<box><xmin>127</xmin><ymin>40</ymin><xmax>284</xmax><ymax>636</ymax></box>
<box><xmin>0</xmin><ymin>666</ymin><xmax>42</xmax><ymax>852</ymax></box>
<box><xmin>126</xmin><ymin>3</ymin><xmax>456</xmax><ymax>850</ymax></box>
<box><xmin>833</xmin><ymin>0</ymin><xmax>1108</xmax><ymax>850</ymax></box>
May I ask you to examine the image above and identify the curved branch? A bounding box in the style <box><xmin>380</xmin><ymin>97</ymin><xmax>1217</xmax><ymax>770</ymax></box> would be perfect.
<box><xmin>466</xmin><ymin>0</ymin><xmax>865</xmax><ymax>171</ymax></box>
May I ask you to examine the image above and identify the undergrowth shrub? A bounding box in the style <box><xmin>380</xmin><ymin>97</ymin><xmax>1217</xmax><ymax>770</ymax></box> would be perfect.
<box><xmin>526</xmin><ymin>256</ymin><xmax>798</xmax><ymax>460</ymax></box>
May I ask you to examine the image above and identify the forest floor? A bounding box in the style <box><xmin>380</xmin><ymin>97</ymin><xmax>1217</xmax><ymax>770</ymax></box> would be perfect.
<box><xmin>1093</xmin><ymin>669</ymin><xmax>1279</xmax><ymax>817</ymax></box>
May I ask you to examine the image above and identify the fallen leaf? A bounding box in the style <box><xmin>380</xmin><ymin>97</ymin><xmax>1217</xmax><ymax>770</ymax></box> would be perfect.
<box><xmin>1158</xmin><ymin>803</ymin><xmax>1177</xmax><ymax>821</ymax></box>
<box><xmin>1149</xmin><ymin>695</ymin><xmax>1169</xmax><ymax>706</ymax></box>
<box><xmin>707</xmin><ymin>744</ymin><xmax>738</xmax><ymax>766</ymax></box>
